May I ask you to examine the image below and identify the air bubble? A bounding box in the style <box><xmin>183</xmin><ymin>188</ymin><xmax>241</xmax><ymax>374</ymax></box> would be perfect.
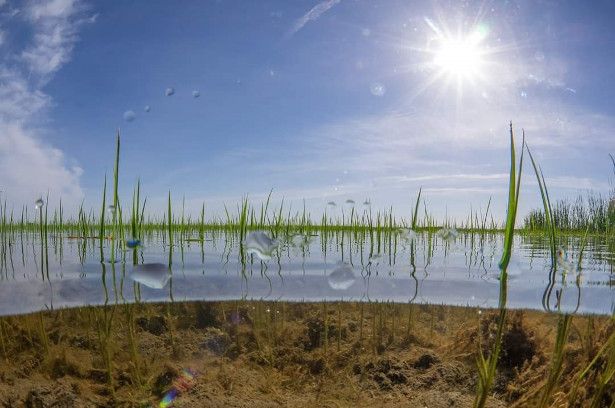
<box><xmin>243</xmin><ymin>231</ymin><xmax>279</xmax><ymax>260</ymax></box>
<box><xmin>370</xmin><ymin>82</ymin><xmax>386</xmax><ymax>96</ymax></box>
<box><xmin>34</xmin><ymin>198</ymin><xmax>44</xmax><ymax>210</ymax></box>
<box><xmin>129</xmin><ymin>263</ymin><xmax>171</xmax><ymax>289</ymax></box>
<box><xmin>166</xmin><ymin>87</ymin><xmax>175</xmax><ymax>96</ymax></box>
<box><xmin>144</xmin><ymin>105</ymin><xmax>151</xmax><ymax>112</ymax></box>
<box><xmin>123</xmin><ymin>110</ymin><xmax>135</xmax><ymax>122</ymax></box>
<box><xmin>437</xmin><ymin>228</ymin><xmax>458</xmax><ymax>242</ymax></box>
<box><xmin>192</xmin><ymin>90</ymin><xmax>200</xmax><ymax>98</ymax></box>
<box><xmin>328</xmin><ymin>261</ymin><xmax>356</xmax><ymax>290</ymax></box>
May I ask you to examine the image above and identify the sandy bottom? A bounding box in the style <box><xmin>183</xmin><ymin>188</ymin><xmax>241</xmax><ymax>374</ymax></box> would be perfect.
<box><xmin>0</xmin><ymin>301</ymin><xmax>613</xmax><ymax>407</ymax></box>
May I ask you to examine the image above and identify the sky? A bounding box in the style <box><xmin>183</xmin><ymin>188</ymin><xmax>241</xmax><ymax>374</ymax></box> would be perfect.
<box><xmin>1</xmin><ymin>0</ymin><xmax>614</xmax><ymax>224</ymax></box>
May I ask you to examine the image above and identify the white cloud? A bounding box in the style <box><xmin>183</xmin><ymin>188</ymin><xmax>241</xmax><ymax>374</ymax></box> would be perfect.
<box><xmin>0</xmin><ymin>0</ymin><xmax>91</xmax><ymax>213</ymax></box>
<box><xmin>0</xmin><ymin>67</ymin><xmax>51</xmax><ymax>121</ymax></box>
<box><xmin>0</xmin><ymin>122</ymin><xmax>83</xmax><ymax>205</ymax></box>
<box><xmin>209</xmin><ymin>92</ymin><xmax>615</xmax><ymax>222</ymax></box>
<box><xmin>21</xmin><ymin>0</ymin><xmax>92</xmax><ymax>85</ymax></box>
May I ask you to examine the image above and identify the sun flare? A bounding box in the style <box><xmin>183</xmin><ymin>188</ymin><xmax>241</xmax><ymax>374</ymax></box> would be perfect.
<box><xmin>407</xmin><ymin>16</ymin><xmax>494</xmax><ymax>99</ymax></box>
<box><xmin>434</xmin><ymin>37</ymin><xmax>484</xmax><ymax>79</ymax></box>
<box><xmin>431</xmin><ymin>23</ymin><xmax>489</xmax><ymax>81</ymax></box>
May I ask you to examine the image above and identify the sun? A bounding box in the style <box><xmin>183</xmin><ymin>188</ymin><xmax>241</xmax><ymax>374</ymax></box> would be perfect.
<box><xmin>431</xmin><ymin>22</ymin><xmax>489</xmax><ymax>82</ymax></box>
<box><xmin>433</xmin><ymin>37</ymin><xmax>485</xmax><ymax>79</ymax></box>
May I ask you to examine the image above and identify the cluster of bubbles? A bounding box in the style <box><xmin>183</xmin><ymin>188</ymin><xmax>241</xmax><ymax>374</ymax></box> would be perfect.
<box><xmin>100</xmin><ymin>202</ymin><xmax>167</xmax><ymax>288</ymax></box>
<box><xmin>243</xmin><ymin>231</ymin><xmax>357</xmax><ymax>291</ymax></box>
<box><xmin>123</xmin><ymin>87</ymin><xmax>201</xmax><ymax>122</ymax></box>
<box><xmin>326</xmin><ymin>199</ymin><xmax>372</xmax><ymax>210</ymax></box>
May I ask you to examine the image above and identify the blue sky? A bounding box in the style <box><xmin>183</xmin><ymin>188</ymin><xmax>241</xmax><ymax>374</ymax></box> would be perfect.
<box><xmin>1</xmin><ymin>0</ymin><xmax>614</xmax><ymax>223</ymax></box>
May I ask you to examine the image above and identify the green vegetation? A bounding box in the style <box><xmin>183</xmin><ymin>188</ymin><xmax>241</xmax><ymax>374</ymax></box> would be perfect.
<box><xmin>474</xmin><ymin>123</ymin><xmax>524</xmax><ymax>408</ymax></box>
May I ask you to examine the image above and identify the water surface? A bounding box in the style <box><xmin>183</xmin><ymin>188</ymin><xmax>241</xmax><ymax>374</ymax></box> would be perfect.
<box><xmin>1</xmin><ymin>230</ymin><xmax>613</xmax><ymax>316</ymax></box>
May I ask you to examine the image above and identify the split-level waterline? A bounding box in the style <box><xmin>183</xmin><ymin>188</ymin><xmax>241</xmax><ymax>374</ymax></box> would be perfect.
<box><xmin>0</xmin><ymin>125</ymin><xmax>614</xmax><ymax>407</ymax></box>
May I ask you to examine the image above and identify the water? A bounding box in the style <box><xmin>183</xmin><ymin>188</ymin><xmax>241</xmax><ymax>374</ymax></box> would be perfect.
<box><xmin>0</xmin><ymin>230</ymin><xmax>613</xmax><ymax>316</ymax></box>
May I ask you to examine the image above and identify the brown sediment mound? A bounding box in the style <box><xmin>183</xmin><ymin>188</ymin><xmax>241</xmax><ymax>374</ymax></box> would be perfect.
<box><xmin>0</xmin><ymin>302</ymin><xmax>612</xmax><ymax>407</ymax></box>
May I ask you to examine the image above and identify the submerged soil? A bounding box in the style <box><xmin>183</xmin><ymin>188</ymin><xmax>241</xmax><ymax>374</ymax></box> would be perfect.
<box><xmin>0</xmin><ymin>300</ymin><xmax>613</xmax><ymax>407</ymax></box>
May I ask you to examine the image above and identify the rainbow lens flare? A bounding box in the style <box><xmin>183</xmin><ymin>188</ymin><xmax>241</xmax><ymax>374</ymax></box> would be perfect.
<box><xmin>158</xmin><ymin>369</ymin><xmax>196</xmax><ymax>407</ymax></box>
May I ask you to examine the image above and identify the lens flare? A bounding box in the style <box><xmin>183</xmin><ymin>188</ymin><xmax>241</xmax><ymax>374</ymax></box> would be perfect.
<box><xmin>159</xmin><ymin>369</ymin><xmax>196</xmax><ymax>407</ymax></box>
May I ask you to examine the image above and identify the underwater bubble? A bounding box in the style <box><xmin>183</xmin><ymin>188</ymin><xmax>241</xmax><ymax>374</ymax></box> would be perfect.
<box><xmin>437</xmin><ymin>228</ymin><xmax>458</xmax><ymax>242</ymax></box>
<box><xmin>398</xmin><ymin>228</ymin><xmax>417</xmax><ymax>243</ymax></box>
<box><xmin>123</xmin><ymin>110</ymin><xmax>135</xmax><ymax>122</ymax></box>
<box><xmin>107</xmin><ymin>205</ymin><xmax>116</xmax><ymax>215</ymax></box>
<box><xmin>369</xmin><ymin>253</ymin><xmax>382</xmax><ymax>264</ymax></box>
<box><xmin>370</xmin><ymin>82</ymin><xmax>386</xmax><ymax>96</ymax></box>
<box><xmin>144</xmin><ymin>105</ymin><xmax>151</xmax><ymax>112</ymax></box>
<box><xmin>289</xmin><ymin>234</ymin><xmax>312</xmax><ymax>248</ymax></box>
<box><xmin>192</xmin><ymin>90</ymin><xmax>200</xmax><ymax>98</ymax></box>
<box><xmin>129</xmin><ymin>263</ymin><xmax>171</xmax><ymax>289</ymax></box>
<box><xmin>244</xmin><ymin>231</ymin><xmax>279</xmax><ymax>261</ymax></box>
<box><xmin>166</xmin><ymin>87</ymin><xmax>175</xmax><ymax>96</ymax></box>
<box><xmin>327</xmin><ymin>201</ymin><xmax>337</xmax><ymax>208</ymax></box>
<box><xmin>34</xmin><ymin>198</ymin><xmax>44</xmax><ymax>210</ymax></box>
<box><xmin>556</xmin><ymin>246</ymin><xmax>577</xmax><ymax>273</ymax></box>
<box><xmin>520</xmin><ymin>91</ymin><xmax>528</xmax><ymax>99</ymax></box>
<box><xmin>328</xmin><ymin>261</ymin><xmax>356</xmax><ymax>290</ymax></box>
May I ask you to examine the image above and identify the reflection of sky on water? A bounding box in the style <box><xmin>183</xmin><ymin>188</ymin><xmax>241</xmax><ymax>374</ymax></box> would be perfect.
<box><xmin>0</xmin><ymin>232</ymin><xmax>613</xmax><ymax>316</ymax></box>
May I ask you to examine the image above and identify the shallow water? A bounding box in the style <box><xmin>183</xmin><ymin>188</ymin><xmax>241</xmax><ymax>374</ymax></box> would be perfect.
<box><xmin>0</xmin><ymin>230</ymin><xmax>613</xmax><ymax>316</ymax></box>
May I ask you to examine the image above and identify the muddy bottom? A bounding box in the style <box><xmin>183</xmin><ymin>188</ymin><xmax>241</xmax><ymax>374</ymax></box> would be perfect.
<box><xmin>0</xmin><ymin>301</ymin><xmax>613</xmax><ymax>407</ymax></box>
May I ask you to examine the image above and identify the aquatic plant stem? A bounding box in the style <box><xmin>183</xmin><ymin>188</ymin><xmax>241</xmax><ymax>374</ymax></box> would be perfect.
<box><xmin>474</xmin><ymin>122</ymin><xmax>523</xmax><ymax>408</ymax></box>
<box><xmin>539</xmin><ymin>313</ymin><xmax>572</xmax><ymax>408</ymax></box>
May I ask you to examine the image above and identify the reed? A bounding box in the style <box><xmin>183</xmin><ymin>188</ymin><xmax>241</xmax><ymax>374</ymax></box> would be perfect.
<box><xmin>474</xmin><ymin>123</ymin><xmax>524</xmax><ymax>408</ymax></box>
